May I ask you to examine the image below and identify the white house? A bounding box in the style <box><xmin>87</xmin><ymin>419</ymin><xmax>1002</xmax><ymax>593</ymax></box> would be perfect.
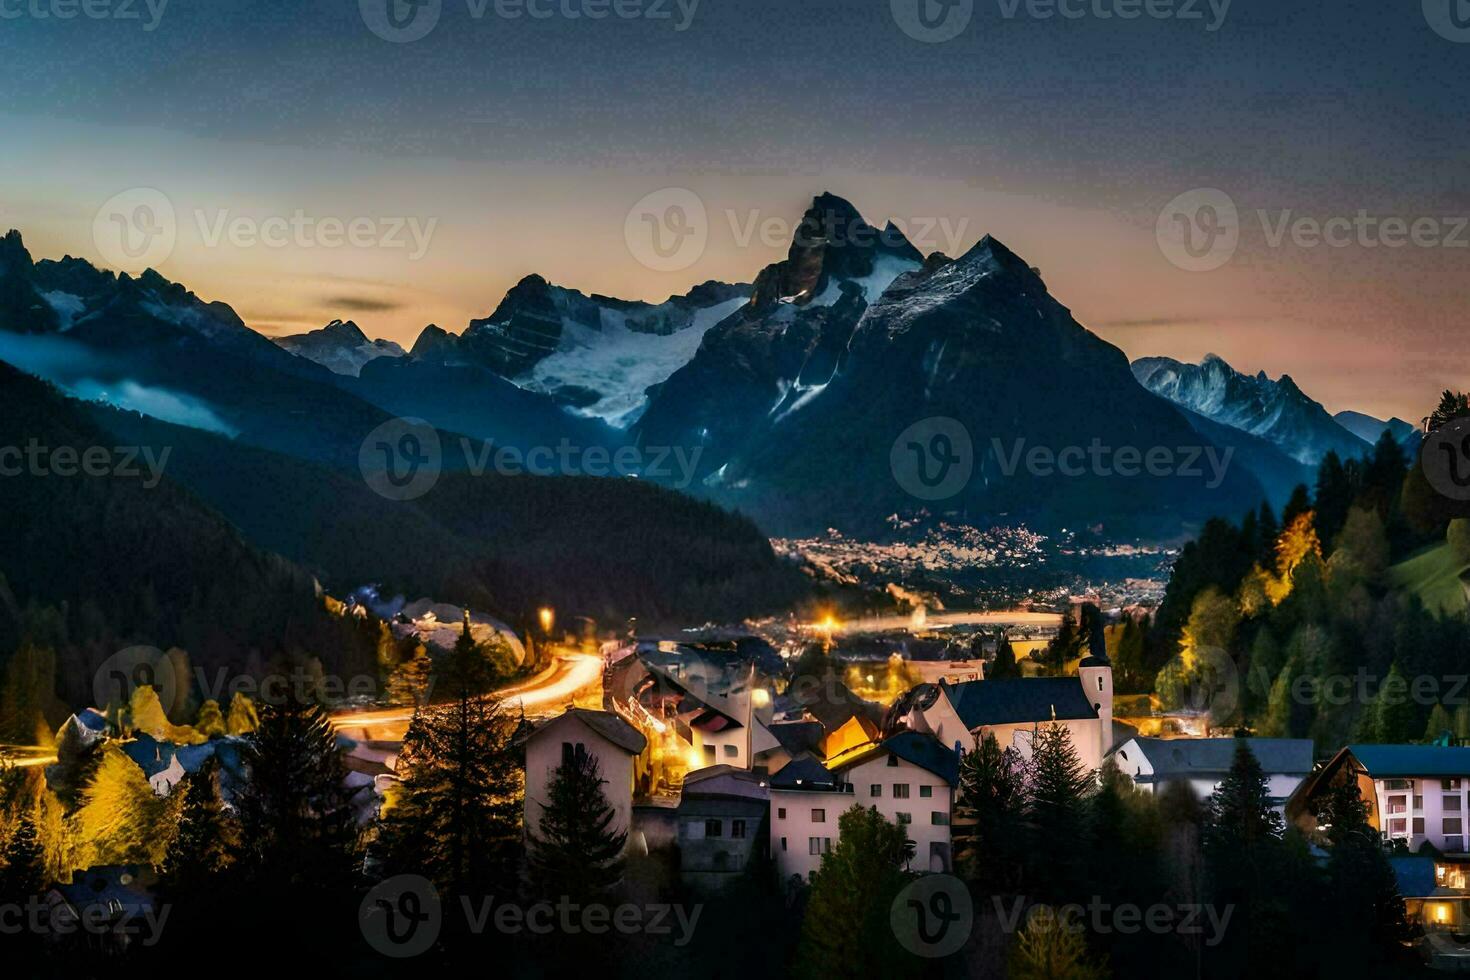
<box><xmin>767</xmin><ymin>732</ymin><xmax>961</xmax><ymax>882</ymax></box>
<box><xmin>830</xmin><ymin>731</ymin><xmax>959</xmax><ymax>874</ymax></box>
<box><xmin>894</xmin><ymin>647</ymin><xmax>1114</xmax><ymax>772</ymax></box>
<box><xmin>521</xmin><ymin>707</ymin><xmax>648</xmax><ymax>845</ymax></box>
<box><xmin>1288</xmin><ymin>744</ymin><xmax>1470</xmax><ymax>853</ymax></box>
<box><xmin>767</xmin><ymin>755</ymin><xmax>851</xmax><ymax>882</ymax></box>
<box><xmin>1107</xmin><ymin>736</ymin><xmax>1314</xmax><ymax>810</ymax></box>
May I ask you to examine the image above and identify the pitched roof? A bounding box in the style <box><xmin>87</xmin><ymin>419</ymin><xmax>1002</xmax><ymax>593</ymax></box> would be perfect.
<box><xmin>764</xmin><ymin>721</ymin><xmax>826</xmax><ymax>757</ymax></box>
<box><xmin>769</xmin><ymin>754</ymin><xmax>845</xmax><ymax>792</ymax></box>
<box><xmin>524</xmin><ymin>707</ymin><xmax>647</xmax><ymax>755</ymax></box>
<box><xmin>1113</xmin><ymin>737</ymin><xmax>1315</xmax><ymax>779</ymax></box>
<box><xmin>943</xmin><ymin>677</ymin><xmax>1097</xmax><ymax>729</ymax></box>
<box><xmin>833</xmin><ymin>731</ymin><xmax>961</xmax><ymax>786</ymax></box>
<box><xmin>1347</xmin><ymin>744</ymin><xmax>1470</xmax><ymax>778</ymax></box>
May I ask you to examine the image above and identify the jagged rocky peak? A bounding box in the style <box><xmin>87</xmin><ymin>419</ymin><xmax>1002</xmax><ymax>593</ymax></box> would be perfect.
<box><xmin>748</xmin><ymin>192</ymin><xmax>923</xmax><ymax>309</ymax></box>
<box><xmin>409</xmin><ymin>323</ymin><xmax>458</xmax><ymax>362</ymax></box>
<box><xmin>321</xmin><ymin>317</ymin><xmax>370</xmax><ymax>342</ymax></box>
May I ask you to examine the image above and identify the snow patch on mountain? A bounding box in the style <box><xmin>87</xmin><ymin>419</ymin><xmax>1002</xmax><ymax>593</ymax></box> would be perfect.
<box><xmin>522</xmin><ymin>294</ymin><xmax>747</xmax><ymax>427</ymax></box>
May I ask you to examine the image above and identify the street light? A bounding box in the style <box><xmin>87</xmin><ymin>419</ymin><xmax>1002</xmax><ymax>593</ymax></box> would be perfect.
<box><xmin>538</xmin><ymin>607</ymin><xmax>555</xmax><ymax>636</ymax></box>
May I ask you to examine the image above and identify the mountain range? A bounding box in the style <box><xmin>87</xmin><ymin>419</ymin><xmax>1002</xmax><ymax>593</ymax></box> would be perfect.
<box><xmin>0</xmin><ymin>194</ymin><xmax>1406</xmax><ymax>549</ymax></box>
<box><xmin>1131</xmin><ymin>353</ymin><xmax>1372</xmax><ymax>466</ymax></box>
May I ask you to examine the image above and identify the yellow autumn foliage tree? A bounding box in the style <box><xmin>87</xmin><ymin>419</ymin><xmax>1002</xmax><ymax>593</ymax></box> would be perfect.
<box><xmin>70</xmin><ymin>743</ymin><xmax>178</xmax><ymax>868</ymax></box>
<box><xmin>1263</xmin><ymin>510</ymin><xmax>1323</xmax><ymax>605</ymax></box>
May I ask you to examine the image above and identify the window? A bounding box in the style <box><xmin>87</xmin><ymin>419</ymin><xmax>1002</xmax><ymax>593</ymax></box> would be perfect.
<box><xmin>1448</xmin><ymin>797</ymin><xmax>1464</xmax><ymax>812</ymax></box>
<box><xmin>1388</xmin><ymin>796</ymin><xmax>1407</xmax><ymax>815</ymax></box>
<box><xmin>561</xmin><ymin>741</ymin><xmax>586</xmax><ymax>766</ymax></box>
<box><xmin>808</xmin><ymin>837</ymin><xmax>831</xmax><ymax>855</ymax></box>
<box><xmin>732</xmin><ymin>820</ymin><xmax>747</xmax><ymax>839</ymax></box>
<box><xmin>1415</xmin><ymin>818</ymin><xmax>1427</xmax><ymax>835</ymax></box>
<box><xmin>704</xmin><ymin>746</ymin><xmax>716</xmax><ymax>764</ymax></box>
<box><xmin>1416</xmin><ymin>795</ymin><xmax>1424</xmax><ymax>810</ymax></box>
<box><xmin>1390</xmin><ymin>819</ymin><xmax>1407</xmax><ymax>835</ymax></box>
<box><xmin>812</xmin><ymin>808</ymin><xmax>826</xmax><ymax>823</ymax></box>
<box><xmin>897</xmin><ymin>812</ymin><xmax>913</xmax><ymax>824</ymax></box>
<box><xmin>777</xmin><ymin>807</ymin><xmax>786</xmax><ymax>820</ymax></box>
<box><xmin>1445</xmin><ymin>779</ymin><xmax>1463</xmax><ymax>791</ymax></box>
<box><xmin>1097</xmin><ymin>676</ymin><xmax>1104</xmax><ymax>692</ymax></box>
<box><xmin>932</xmin><ymin>811</ymin><xmax>949</xmax><ymax>826</ymax></box>
<box><xmin>1385</xmin><ymin>778</ymin><xmax>1412</xmax><ymax>791</ymax></box>
<box><xmin>780</xmin><ymin>837</ymin><xmax>787</xmax><ymax>851</ymax></box>
<box><xmin>1446</xmin><ymin>818</ymin><xmax>1464</xmax><ymax>836</ymax></box>
<box><xmin>894</xmin><ymin>784</ymin><xmax>910</xmax><ymax>799</ymax></box>
<box><xmin>705</xmin><ymin>819</ymin><xmax>723</xmax><ymax>838</ymax></box>
<box><xmin>920</xmin><ymin>785</ymin><xmax>933</xmax><ymax>799</ymax></box>
<box><xmin>723</xmin><ymin>744</ymin><xmax>738</xmax><ymax>758</ymax></box>
<box><xmin>887</xmin><ymin>755</ymin><xmax>899</xmax><ymax>767</ymax></box>
<box><xmin>870</xmin><ymin>784</ymin><xmax>882</xmax><ymax>797</ymax></box>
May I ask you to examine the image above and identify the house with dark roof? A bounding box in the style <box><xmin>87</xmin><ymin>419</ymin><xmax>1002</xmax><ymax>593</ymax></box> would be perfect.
<box><xmin>676</xmin><ymin>765</ymin><xmax>770</xmax><ymax>891</ymax></box>
<box><xmin>829</xmin><ymin>731</ymin><xmax>961</xmax><ymax>874</ymax></box>
<box><xmin>1286</xmin><ymin>744</ymin><xmax>1470</xmax><ymax>854</ymax></box>
<box><xmin>1107</xmin><ymin>736</ymin><xmax>1314</xmax><ymax>809</ymax></box>
<box><xmin>893</xmin><ymin>637</ymin><xmax>1115</xmax><ymax>771</ymax></box>
<box><xmin>767</xmin><ymin>754</ymin><xmax>854</xmax><ymax>882</ymax></box>
<box><xmin>521</xmin><ymin>707</ymin><xmax>650</xmax><ymax>852</ymax></box>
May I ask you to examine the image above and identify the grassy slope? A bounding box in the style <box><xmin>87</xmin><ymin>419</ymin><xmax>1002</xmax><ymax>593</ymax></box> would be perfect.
<box><xmin>1389</xmin><ymin>541</ymin><xmax>1470</xmax><ymax>615</ymax></box>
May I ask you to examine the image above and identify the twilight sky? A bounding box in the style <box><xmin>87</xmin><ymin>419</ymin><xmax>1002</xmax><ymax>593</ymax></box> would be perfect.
<box><xmin>1</xmin><ymin>0</ymin><xmax>1466</xmax><ymax>421</ymax></box>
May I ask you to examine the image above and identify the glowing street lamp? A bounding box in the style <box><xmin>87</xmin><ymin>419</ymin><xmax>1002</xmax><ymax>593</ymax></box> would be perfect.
<box><xmin>538</xmin><ymin>606</ymin><xmax>555</xmax><ymax>636</ymax></box>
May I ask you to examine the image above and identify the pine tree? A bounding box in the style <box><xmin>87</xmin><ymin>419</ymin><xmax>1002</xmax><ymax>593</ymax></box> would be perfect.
<box><xmin>1426</xmin><ymin>703</ymin><xmax>1455</xmax><ymax>743</ymax></box>
<box><xmin>1314</xmin><ymin>451</ymin><xmax>1353</xmax><ymax>551</ymax></box>
<box><xmin>955</xmin><ymin>731</ymin><xmax>1026</xmax><ymax>893</ymax></box>
<box><xmin>1202</xmin><ymin>736</ymin><xmax>1287</xmax><ymax>974</ymax></box>
<box><xmin>990</xmin><ymin>635</ymin><xmax>1021</xmax><ymax>679</ymax></box>
<box><xmin>1025</xmin><ymin>722</ymin><xmax>1092</xmax><ymax>902</ymax></box>
<box><xmin>1008</xmin><ymin>904</ymin><xmax>1107</xmax><ymax>980</ymax></box>
<box><xmin>1372</xmin><ymin>662</ymin><xmax>1418</xmax><ymax>743</ymax></box>
<box><xmin>0</xmin><ymin>807</ymin><xmax>45</xmax><ymax>899</ymax></box>
<box><xmin>377</xmin><ymin>620</ymin><xmax>522</xmax><ymax>898</ymax></box>
<box><xmin>161</xmin><ymin>757</ymin><xmax>237</xmax><ymax>896</ymax></box>
<box><xmin>794</xmin><ymin>805</ymin><xmax>917</xmax><ymax>980</ymax></box>
<box><xmin>1313</xmin><ymin>772</ymin><xmax>1417</xmax><ymax>973</ymax></box>
<box><xmin>226</xmin><ymin>691</ymin><xmax>259</xmax><ymax>735</ymax></box>
<box><xmin>233</xmin><ymin>699</ymin><xmax>359</xmax><ymax>891</ymax></box>
<box><xmin>527</xmin><ymin>750</ymin><xmax>628</xmax><ymax>904</ymax></box>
